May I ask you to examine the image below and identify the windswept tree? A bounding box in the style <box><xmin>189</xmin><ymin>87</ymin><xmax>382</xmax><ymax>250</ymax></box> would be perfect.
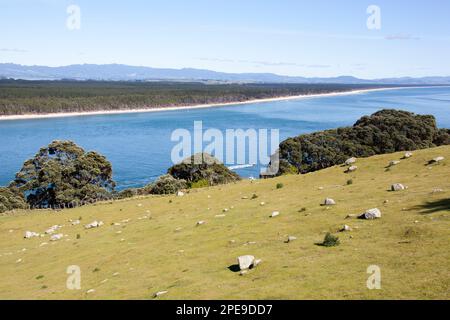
<box><xmin>0</xmin><ymin>187</ymin><xmax>28</xmax><ymax>213</ymax></box>
<box><xmin>10</xmin><ymin>140</ymin><xmax>115</xmax><ymax>208</ymax></box>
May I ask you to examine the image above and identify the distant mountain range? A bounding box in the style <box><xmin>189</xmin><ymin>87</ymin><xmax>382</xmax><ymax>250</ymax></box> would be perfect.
<box><xmin>1</xmin><ymin>63</ymin><xmax>450</xmax><ymax>85</ymax></box>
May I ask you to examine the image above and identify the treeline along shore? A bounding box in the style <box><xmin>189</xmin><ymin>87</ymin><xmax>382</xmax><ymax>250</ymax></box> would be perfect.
<box><xmin>0</xmin><ymin>80</ymin><xmax>403</xmax><ymax>116</ymax></box>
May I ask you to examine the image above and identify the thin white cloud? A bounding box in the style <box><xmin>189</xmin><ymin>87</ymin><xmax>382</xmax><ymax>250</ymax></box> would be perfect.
<box><xmin>385</xmin><ymin>34</ymin><xmax>421</xmax><ymax>41</ymax></box>
<box><xmin>197</xmin><ymin>57</ymin><xmax>330</xmax><ymax>68</ymax></box>
<box><xmin>0</xmin><ymin>48</ymin><xmax>28</xmax><ymax>53</ymax></box>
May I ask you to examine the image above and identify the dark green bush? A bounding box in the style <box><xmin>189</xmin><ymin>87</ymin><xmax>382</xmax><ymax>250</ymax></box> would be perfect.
<box><xmin>276</xmin><ymin>183</ymin><xmax>284</xmax><ymax>189</ymax></box>
<box><xmin>168</xmin><ymin>153</ymin><xmax>240</xmax><ymax>186</ymax></box>
<box><xmin>322</xmin><ymin>233</ymin><xmax>340</xmax><ymax>247</ymax></box>
<box><xmin>150</xmin><ymin>174</ymin><xmax>187</xmax><ymax>195</ymax></box>
<box><xmin>274</xmin><ymin>110</ymin><xmax>450</xmax><ymax>175</ymax></box>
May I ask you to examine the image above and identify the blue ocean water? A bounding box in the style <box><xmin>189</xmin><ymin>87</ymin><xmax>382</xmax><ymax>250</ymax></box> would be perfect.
<box><xmin>0</xmin><ymin>86</ymin><xmax>449</xmax><ymax>189</ymax></box>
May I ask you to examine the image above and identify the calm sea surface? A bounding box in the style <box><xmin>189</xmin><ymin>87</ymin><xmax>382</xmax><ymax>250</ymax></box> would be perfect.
<box><xmin>0</xmin><ymin>86</ymin><xmax>449</xmax><ymax>189</ymax></box>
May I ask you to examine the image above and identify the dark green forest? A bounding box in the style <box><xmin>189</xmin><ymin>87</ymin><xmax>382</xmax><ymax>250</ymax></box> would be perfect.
<box><xmin>0</xmin><ymin>80</ymin><xmax>395</xmax><ymax>116</ymax></box>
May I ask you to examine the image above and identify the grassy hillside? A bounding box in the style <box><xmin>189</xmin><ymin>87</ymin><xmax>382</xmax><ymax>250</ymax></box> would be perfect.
<box><xmin>0</xmin><ymin>146</ymin><xmax>449</xmax><ymax>300</ymax></box>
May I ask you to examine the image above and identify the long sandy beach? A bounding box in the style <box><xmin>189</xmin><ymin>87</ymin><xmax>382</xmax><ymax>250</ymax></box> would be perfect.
<box><xmin>0</xmin><ymin>86</ymin><xmax>424</xmax><ymax>121</ymax></box>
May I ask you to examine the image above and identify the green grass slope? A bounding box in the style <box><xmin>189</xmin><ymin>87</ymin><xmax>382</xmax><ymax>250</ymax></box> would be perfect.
<box><xmin>0</xmin><ymin>146</ymin><xmax>449</xmax><ymax>300</ymax></box>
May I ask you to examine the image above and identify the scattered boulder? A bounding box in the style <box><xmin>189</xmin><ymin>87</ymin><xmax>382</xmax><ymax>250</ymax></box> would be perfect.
<box><xmin>270</xmin><ymin>211</ymin><xmax>280</xmax><ymax>218</ymax></box>
<box><xmin>24</xmin><ymin>231</ymin><xmax>40</xmax><ymax>239</ymax></box>
<box><xmin>340</xmin><ymin>225</ymin><xmax>352</xmax><ymax>232</ymax></box>
<box><xmin>50</xmin><ymin>233</ymin><xmax>63</xmax><ymax>241</ymax></box>
<box><xmin>432</xmin><ymin>188</ymin><xmax>444</xmax><ymax>193</ymax></box>
<box><xmin>260</xmin><ymin>202</ymin><xmax>265</xmax><ymax>206</ymax></box>
<box><xmin>345</xmin><ymin>157</ymin><xmax>357</xmax><ymax>165</ymax></box>
<box><xmin>84</xmin><ymin>221</ymin><xmax>104</xmax><ymax>229</ymax></box>
<box><xmin>404</xmin><ymin>152</ymin><xmax>413</xmax><ymax>159</ymax></box>
<box><xmin>176</xmin><ymin>191</ymin><xmax>184</xmax><ymax>197</ymax></box>
<box><xmin>286</xmin><ymin>236</ymin><xmax>297</xmax><ymax>243</ymax></box>
<box><xmin>322</xmin><ymin>198</ymin><xmax>336</xmax><ymax>206</ymax></box>
<box><xmin>196</xmin><ymin>220</ymin><xmax>205</xmax><ymax>226</ymax></box>
<box><xmin>389</xmin><ymin>160</ymin><xmax>401</xmax><ymax>166</ymax></box>
<box><xmin>346</xmin><ymin>166</ymin><xmax>358</xmax><ymax>173</ymax></box>
<box><xmin>45</xmin><ymin>225</ymin><xmax>61</xmax><ymax>234</ymax></box>
<box><xmin>71</xmin><ymin>220</ymin><xmax>80</xmax><ymax>226</ymax></box>
<box><xmin>430</xmin><ymin>156</ymin><xmax>445</xmax><ymax>164</ymax></box>
<box><xmin>391</xmin><ymin>183</ymin><xmax>407</xmax><ymax>191</ymax></box>
<box><xmin>237</xmin><ymin>255</ymin><xmax>255</xmax><ymax>270</ymax></box>
<box><xmin>359</xmin><ymin>208</ymin><xmax>382</xmax><ymax>220</ymax></box>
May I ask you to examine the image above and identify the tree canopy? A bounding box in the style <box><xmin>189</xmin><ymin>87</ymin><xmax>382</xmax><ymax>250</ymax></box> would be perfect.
<box><xmin>274</xmin><ymin>109</ymin><xmax>450</xmax><ymax>175</ymax></box>
<box><xmin>10</xmin><ymin>140</ymin><xmax>115</xmax><ymax>208</ymax></box>
<box><xmin>168</xmin><ymin>153</ymin><xmax>241</xmax><ymax>187</ymax></box>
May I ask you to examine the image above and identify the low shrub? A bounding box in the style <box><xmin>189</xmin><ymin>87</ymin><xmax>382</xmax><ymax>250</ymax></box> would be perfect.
<box><xmin>151</xmin><ymin>175</ymin><xmax>187</xmax><ymax>195</ymax></box>
<box><xmin>322</xmin><ymin>233</ymin><xmax>340</xmax><ymax>247</ymax></box>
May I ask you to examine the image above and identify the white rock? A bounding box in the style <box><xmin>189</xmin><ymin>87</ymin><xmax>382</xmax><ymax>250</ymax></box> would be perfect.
<box><xmin>50</xmin><ymin>233</ymin><xmax>63</xmax><ymax>241</ymax></box>
<box><xmin>215</xmin><ymin>214</ymin><xmax>226</xmax><ymax>218</ymax></box>
<box><xmin>84</xmin><ymin>221</ymin><xmax>103</xmax><ymax>229</ymax></box>
<box><xmin>323</xmin><ymin>198</ymin><xmax>336</xmax><ymax>206</ymax></box>
<box><xmin>223</xmin><ymin>208</ymin><xmax>229</xmax><ymax>212</ymax></box>
<box><xmin>404</xmin><ymin>152</ymin><xmax>413</xmax><ymax>158</ymax></box>
<box><xmin>86</xmin><ymin>289</ymin><xmax>95</xmax><ymax>294</ymax></box>
<box><xmin>71</xmin><ymin>220</ymin><xmax>80</xmax><ymax>225</ymax></box>
<box><xmin>24</xmin><ymin>231</ymin><xmax>40</xmax><ymax>239</ymax></box>
<box><xmin>391</xmin><ymin>183</ymin><xmax>406</xmax><ymax>191</ymax></box>
<box><xmin>341</xmin><ymin>225</ymin><xmax>352</xmax><ymax>232</ymax></box>
<box><xmin>431</xmin><ymin>156</ymin><xmax>445</xmax><ymax>163</ymax></box>
<box><xmin>287</xmin><ymin>236</ymin><xmax>297</xmax><ymax>243</ymax></box>
<box><xmin>389</xmin><ymin>160</ymin><xmax>401</xmax><ymax>166</ymax></box>
<box><xmin>153</xmin><ymin>290</ymin><xmax>168</xmax><ymax>298</ymax></box>
<box><xmin>253</xmin><ymin>259</ymin><xmax>262</xmax><ymax>267</ymax></box>
<box><xmin>270</xmin><ymin>211</ymin><xmax>280</xmax><ymax>218</ymax></box>
<box><xmin>177</xmin><ymin>191</ymin><xmax>184</xmax><ymax>197</ymax></box>
<box><xmin>45</xmin><ymin>225</ymin><xmax>61</xmax><ymax>234</ymax></box>
<box><xmin>260</xmin><ymin>202</ymin><xmax>265</xmax><ymax>206</ymax></box>
<box><xmin>347</xmin><ymin>166</ymin><xmax>358</xmax><ymax>173</ymax></box>
<box><xmin>237</xmin><ymin>255</ymin><xmax>255</xmax><ymax>270</ymax></box>
<box><xmin>345</xmin><ymin>157</ymin><xmax>357</xmax><ymax>165</ymax></box>
<box><xmin>360</xmin><ymin>208</ymin><xmax>382</xmax><ymax>220</ymax></box>
<box><xmin>432</xmin><ymin>188</ymin><xmax>444</xmax><ymax>193</ymax></box>
<box><xmin>196</xmin><ymin>220</ymin><xmax>205</xmax><ymax>226</ymax></box>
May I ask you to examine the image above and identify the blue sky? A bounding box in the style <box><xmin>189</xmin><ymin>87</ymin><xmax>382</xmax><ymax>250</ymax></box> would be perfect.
<box><xmin>1</xmin><ymin>0</ymin><xmax>449</xmax><ymax>78</ymax></box>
